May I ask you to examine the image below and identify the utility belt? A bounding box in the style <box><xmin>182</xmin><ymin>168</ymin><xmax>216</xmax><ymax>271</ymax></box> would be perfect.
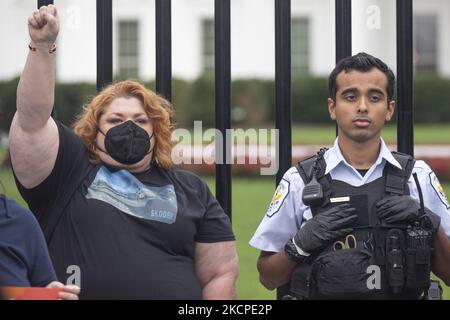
<box><xmin>287</xmin><ymin>222</ymin><xmax>437</xmax><ymax>300</ymax></box>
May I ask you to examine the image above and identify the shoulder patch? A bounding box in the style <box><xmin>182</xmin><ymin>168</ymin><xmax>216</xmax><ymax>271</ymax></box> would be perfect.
<box><xmin>429</xmin><ymin>172</ymin><xmax>450</xmax><ymax>209</ymax></box>
<box><xmin>266</xmin><ymin>179</ymin><xmax>290</xmax><ymax>217</ymax></box>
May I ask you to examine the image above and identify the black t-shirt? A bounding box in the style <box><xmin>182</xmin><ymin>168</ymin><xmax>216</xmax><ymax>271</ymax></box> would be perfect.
<box><xmin>14</xmin><ymin>120</ymin><xmax>235</xmax><ymax>299</ymax></box>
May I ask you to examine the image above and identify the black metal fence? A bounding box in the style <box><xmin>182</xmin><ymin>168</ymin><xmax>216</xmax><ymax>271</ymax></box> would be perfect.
<box><xmin>38</xmin><ymin>0</ymin><xmax>415</xmax><ymax>298</ymax></box>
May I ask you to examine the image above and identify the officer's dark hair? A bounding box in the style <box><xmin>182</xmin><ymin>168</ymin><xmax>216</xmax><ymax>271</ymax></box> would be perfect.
<box><xmin>328</xmin><ymin>52</ymin><xmax>395</xmax><ymax>102</ymax></box>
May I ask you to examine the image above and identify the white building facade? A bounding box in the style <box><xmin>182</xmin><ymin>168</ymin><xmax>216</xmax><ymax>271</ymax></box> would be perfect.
<box><xmin>1</xmin><ymin>0</ymin><xmax>449</xmax><ymax>82</ymax></box>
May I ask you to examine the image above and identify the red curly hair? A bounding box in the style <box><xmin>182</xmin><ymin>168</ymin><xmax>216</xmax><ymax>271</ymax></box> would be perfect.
<box><xmin>73</xmin><ymin>80</ymin><xmax>174</xmax><ymax>168</ymax></box>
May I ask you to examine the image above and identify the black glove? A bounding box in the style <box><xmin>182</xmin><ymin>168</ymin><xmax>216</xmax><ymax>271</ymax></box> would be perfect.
<box><xmin>376</xmin><ymin>195</ymin><xmax>420</xmax><ymax>224</ymax></box>
<box><xmin>376</xmin><ymin>195</ymin><xmax>441</xmax><ymax>232</ymax></box>
<box><xmin>293</xmin><ymin>204</ymin><xmax>358</xmax><ymax>254</ymax></box>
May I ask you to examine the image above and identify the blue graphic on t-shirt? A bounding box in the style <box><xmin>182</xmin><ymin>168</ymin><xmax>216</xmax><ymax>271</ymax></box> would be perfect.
<box><xmin>86</xmin><ymin>166</ymin><xmax>177</xmax><ymax>224</ymax></box>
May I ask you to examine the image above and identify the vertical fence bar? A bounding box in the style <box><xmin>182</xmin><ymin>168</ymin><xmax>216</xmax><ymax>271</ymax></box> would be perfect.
<box><xmin>275</xmin><ymin>0</ymin><xmax>292</xmax><ymax>186</ymax></box>
<box><xmin>396</xmin><ymin>0</ymin><xmax>414</xmax><ymax>156</ymax></box>
<box><xmin>215</xmin><ymin>0</ymin><xmax>232</xmax><ymax>220</ymax></box>
<box><xmin>335</xmin><ymin>0</ymin><xmax>351</xmax><ymax>136</ymax></box>
<box><xmin>38</xmin><ymin>0</ymin><xmax>53</xmax><ymax>8</ymax></box>
<box><xmin>275</xmin><ymin>0</ymin><xmax>291</xmax><ymax>300</ymax></box>
<box><xmin>96</xmin><ymin>0</ymin><xmax>113</xmax><ymax>92</ymax></box>
<box><xmin>335</xmin><ymin>0</ymin><xmax>352</xmax><ymax>63</ymax></box>
<box><xmin>156</xmin><ymin>0</ymin><xmax>172</xmax><ymax>100</ymax></box>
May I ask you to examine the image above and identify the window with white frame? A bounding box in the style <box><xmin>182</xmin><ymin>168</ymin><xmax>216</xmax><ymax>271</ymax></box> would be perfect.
<box><xmin>202</xmin><ymin>19</ymin><xmax>215</xmax><ymax>75</ymax></box>
<box><xmin>291</xmin><ymin>17</ymin><xmax>310</xmax><ymax>78</ymax></box>
<box><xmin>118</xmin><ymin>20</ymin><xmax>139</xmax><ymax>78</ymax></box>
<box><xmin>414</xmin><ymin>15</ymin><xmax>437</xmax><ymax>73</ymax></box>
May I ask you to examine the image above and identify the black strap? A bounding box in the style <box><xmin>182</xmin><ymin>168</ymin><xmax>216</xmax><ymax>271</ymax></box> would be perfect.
<box><xmin>296</xmin><ymin>155</ymin><xmax>316</xmax><ymax>183</ymax></box>
<box><xmin>376</xmin><ymin>152</ymin><xmax>415</xmax><ymax>267</ymax></box>
<box><xmin>385</xmin><ymin>151</ymin><xmax>416</xmax><ymax>196</ymax></box>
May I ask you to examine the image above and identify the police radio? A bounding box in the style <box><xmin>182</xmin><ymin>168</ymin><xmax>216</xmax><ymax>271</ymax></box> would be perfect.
<box><xmin>302</xmin><ymin>149</ymin><xmax>327</xmax><ymax>206</ymax></box>
<box><xmin>302</xmin><ymin>171</ymin><xmax>324</xmax><ymax>206</ymax></box>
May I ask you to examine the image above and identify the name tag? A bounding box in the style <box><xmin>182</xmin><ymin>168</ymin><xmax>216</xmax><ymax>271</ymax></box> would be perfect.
<box><xmin>330</xmin><ymin>194</ymin><xmax>369</xmax><ymax>227</ymax></box>
<box><xmin>330</xmin><ymin>196</ymin><xmax>350</xmax><ymax>203</ymax></box>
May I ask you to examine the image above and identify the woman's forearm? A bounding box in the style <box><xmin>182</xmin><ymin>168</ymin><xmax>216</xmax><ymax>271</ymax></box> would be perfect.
<box><xmin>16</xmin><ymin>5</ymin><xmax>59</xmax><ymax>132</ymax></box>
<box><xmin>16</xmin><ymin>43</ymin><xmax>56</xmax><ymax>131</ymax></box>
<box><xmin>202</xmin><ymin>272</ymin><xmax>237</xmax><ymax>299</ymax></box>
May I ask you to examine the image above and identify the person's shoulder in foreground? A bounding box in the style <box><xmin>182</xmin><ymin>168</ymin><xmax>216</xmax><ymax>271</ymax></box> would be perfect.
<box><xmin>0</xmin><ymin>194</ymin><xmax>55</xmax><ymax>288</ymax></box>
<box><xmin>0</xmin><ymin>194</ymin><xmax>79</xmax><ymax>299</ymax></box>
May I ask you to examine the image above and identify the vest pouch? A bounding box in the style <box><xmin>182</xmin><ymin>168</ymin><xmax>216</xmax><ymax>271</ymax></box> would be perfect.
<box><xmin>406</xmin><ymin>246</ymin><xmax>431</xmax><ymax>289</ymax></box>
<box><xmin>290</xmin><ymin>263</ymin><xmax>315</xmax><ymax>299</ymax></box>
<box><xmin>314</xmin><ymin>248</ymin><xmax>374</xmax><ymax>299</ymax></box>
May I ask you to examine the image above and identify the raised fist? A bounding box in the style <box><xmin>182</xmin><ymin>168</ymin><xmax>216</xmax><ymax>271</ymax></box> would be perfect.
<box><xmin>28</xmin><ymin>5</ymin><xmax>59</xmax><ymax>46</ymax></box>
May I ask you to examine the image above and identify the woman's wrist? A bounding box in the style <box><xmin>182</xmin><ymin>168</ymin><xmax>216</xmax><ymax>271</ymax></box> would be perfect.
<box><xmin>29</xmin><ymin>41</ymin><xmax>57</xmax><ymax>53</ymax></box>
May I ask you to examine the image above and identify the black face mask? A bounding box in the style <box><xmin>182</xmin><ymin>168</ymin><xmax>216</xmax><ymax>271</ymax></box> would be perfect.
<box><xmin>97</xmin><ymin>120</ymin><xmax>154</xmax><ymax>165</ymax></box>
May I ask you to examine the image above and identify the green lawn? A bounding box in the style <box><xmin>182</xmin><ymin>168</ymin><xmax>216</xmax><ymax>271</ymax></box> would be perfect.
<box><xmin>0</xmin><ymin>167</ymin><xmax>448</xmax><ymax>300</ymax></box>
<box><xmin>292</xmin><ymin>124</ymin><xmax>450</xmax><ymax>145</ymax></box>
<box><xmin>180</xmin><ymin>123</ymin><xmax>450</xmax><ymax>145</ymax></box>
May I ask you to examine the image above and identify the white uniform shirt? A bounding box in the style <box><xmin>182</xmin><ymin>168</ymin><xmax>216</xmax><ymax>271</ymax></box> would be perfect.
<box><xmin>250</xmin><ymin>138</ymin><xmax>450</xmax><ymax>252</ymax></box>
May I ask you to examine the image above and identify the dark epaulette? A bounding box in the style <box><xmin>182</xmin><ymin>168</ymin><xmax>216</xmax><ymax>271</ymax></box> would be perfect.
<box><xmin>385</xmin><ymin>151</ymin><xmax>416</xmax><ymax>196</ymax></box>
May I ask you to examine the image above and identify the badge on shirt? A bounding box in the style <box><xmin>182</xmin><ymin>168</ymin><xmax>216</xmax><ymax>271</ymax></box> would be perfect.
<box><xmin>266</xmin><ymin>179</ymin><xmax>289</xmax><ymax>217</ymax></box>
<box><xmin>429</xmin><ymin>172</ymin><xmax>450</xmax><ymax>209</ymax></box>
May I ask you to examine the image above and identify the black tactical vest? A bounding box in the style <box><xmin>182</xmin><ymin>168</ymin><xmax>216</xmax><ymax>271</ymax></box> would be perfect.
<box><xmin>289</xmin><ymin>150</ymin><xmax>434</xmax><ymax>300</ymax></box>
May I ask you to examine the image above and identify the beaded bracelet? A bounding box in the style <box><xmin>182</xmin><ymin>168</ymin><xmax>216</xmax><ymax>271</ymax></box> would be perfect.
<box><xmin>28</xmin><ymin>42</ymin><xmax>57</xmax><ymax>54</ymax></box>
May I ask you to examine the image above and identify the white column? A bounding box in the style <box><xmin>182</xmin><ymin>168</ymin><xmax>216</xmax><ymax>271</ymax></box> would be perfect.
<box><xmin>351</xmin><ymin>0</ymin><xmax>397</xmax><ymax>71</ymax></box>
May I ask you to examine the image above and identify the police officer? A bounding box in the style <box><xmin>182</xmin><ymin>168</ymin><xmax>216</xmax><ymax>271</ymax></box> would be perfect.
<box><xmin>250</xmin><ymin>52</ymin><xmax>450</xmax><ymax>299</ymax></box>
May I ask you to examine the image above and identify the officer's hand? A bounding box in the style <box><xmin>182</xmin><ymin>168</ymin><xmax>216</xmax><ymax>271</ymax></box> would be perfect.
<box><xmin>376</xmin><ymin>195</ymin><xmax>441</xmax><ymax>232</ymax></box>
<box><xmin>294</xmin><ymin>204</ymin><xmax>357</xmax><ymax>254</ymax></box>
<box><xmin>28</xmin><ymin>5</ymin><xmax>59</xmax><ymax>46</ymax></box>
<box><xmin>376</xmin><ymin>195</ymin><xmax>420</xmax><ymax>224</ymax></box>
<box><xmin>421</xmin><ymin>208</ymin><xmax>441</xmax><ymax>234</ymax></box>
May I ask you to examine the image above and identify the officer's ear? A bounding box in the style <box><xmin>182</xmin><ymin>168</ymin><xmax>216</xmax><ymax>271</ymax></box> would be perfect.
<box><xmin>328</xmin><ymin>98</ymin><xmax>336</xmax><ymax>120</ymax></box>
<box><xmin>386</xmin><ymin>100</ymin><xmax>395</xmax><ymax>122</ymax></box>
